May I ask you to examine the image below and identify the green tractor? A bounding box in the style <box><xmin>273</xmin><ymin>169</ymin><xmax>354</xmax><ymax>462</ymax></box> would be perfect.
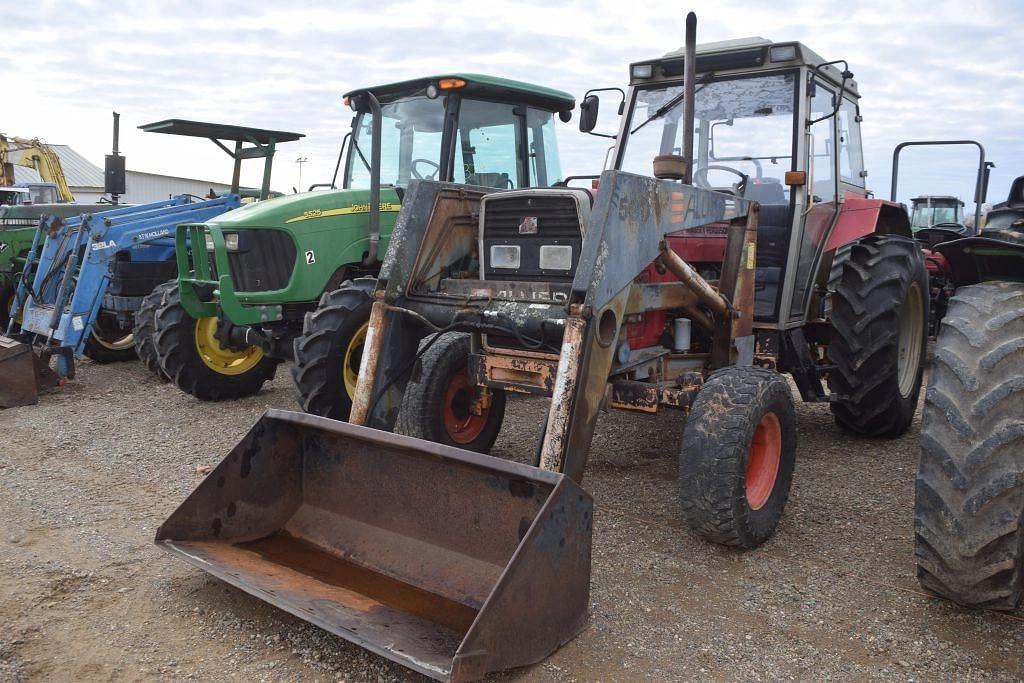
<box><xmin>150</xmin><ymin>75</ymin><xmax>575</xmax><ymax>403</ymax></box>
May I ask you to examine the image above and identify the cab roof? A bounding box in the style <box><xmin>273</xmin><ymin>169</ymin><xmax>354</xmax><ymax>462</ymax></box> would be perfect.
<box><xmin>344</xmin><ymin>74</ymin><xmax>576</xmax><ymax>113</ymax></box>
<box><xmin>632</xmin><ymin>37</ymin><xmax>859</xmax><ymax>97</ymax></box>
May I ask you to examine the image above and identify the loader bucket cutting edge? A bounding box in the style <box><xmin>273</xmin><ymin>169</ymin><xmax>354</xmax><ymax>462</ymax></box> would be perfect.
<box><xmin>156</xmin><ymin>409</ymin><xmax>593</xmax><ymax>682</ymax></box>
<box><xmin>0</xmin><ymin>336</ymin><xmax>59</xmax><ymax>408</ymax></box>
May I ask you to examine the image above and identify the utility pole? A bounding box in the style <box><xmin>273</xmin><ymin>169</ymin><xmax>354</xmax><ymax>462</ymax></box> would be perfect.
<box><xmin>295</xmin><ymin>156</ymin><xmax>309</xmax><ymax>192</ymax></box>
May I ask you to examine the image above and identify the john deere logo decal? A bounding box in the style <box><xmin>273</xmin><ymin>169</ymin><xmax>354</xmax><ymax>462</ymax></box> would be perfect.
<box><xmin>518</xmin><ymin>216</ymin><xmax>539</xmax><ymax>234</ymax></box>
<box><xmin>286</xmin><ymin>202</ymin><xmax>401</xmax><ymax>224</ymax></box>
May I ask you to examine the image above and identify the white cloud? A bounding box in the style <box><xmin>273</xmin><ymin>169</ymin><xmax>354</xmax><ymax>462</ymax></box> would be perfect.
<box><xmin>4</xmin><ymin>0</ymin><xmax>1022</xmax><ymax>205</ymax></box>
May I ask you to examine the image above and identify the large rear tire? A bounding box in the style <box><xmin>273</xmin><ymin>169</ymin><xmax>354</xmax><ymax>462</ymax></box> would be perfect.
<box><xmin>133</xmin><ymin>279</ymin><xmax>175</xmax><ymax>380</ymax></box>
<box><xmin>291</xmin><ymin>278</ymin><xmax>376</xmax><ymax>420</ymax></box>
<box><xmin>153</xmin><ymin>283</ymin><xmax>278</xmax><ymax>401</ymax></box>
<box><xmin>679</xmin><ymin>366</ymin><xmax>797</xmax><ymax>548</ymax></box>
<box><xmin>914</xmin><ymin>282</ymin><xmax>1024</xmax><ymax>610</ymax></box>
<box><xmin>397</xmin><ymin>332</ymin><xmax>506</xmax><ymax>454</ymax></box>
<box><xmin>829</xmin><ymin>234</ymin><xmax>929</xmax><ymax>437</ymax></box>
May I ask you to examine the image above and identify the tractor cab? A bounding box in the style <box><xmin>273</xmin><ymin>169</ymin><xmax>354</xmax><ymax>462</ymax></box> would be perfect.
<box><xmin>342</xmin><ymin>74</ymin><xmax>573</xmax><ymax>192</ymax></box>
<box><xmin>591</xmin><ymin>38</ymin><xmax>871</xmax><ymax>324</ymax></box>
<box><xmin>910</xmin><ymin>195</ymin><xmax>966</xmax><ymax>233</ymax></box>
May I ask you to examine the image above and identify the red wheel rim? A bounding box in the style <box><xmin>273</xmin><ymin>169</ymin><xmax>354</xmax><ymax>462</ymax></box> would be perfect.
<box><xmin>442</xmin><ymin>370</ymin><xmax>489</xmax><ymax>444</ymax></box>
<box><xmin>745</xmin><ymin>412</ymin><xmax>782</xmax><ymax>510</ymax></box>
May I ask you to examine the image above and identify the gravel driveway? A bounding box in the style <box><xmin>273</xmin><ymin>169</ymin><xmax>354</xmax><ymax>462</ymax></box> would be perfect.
<box><xmin>1</xmin><ymin>359</ymin><xmax>1022</xmax><ymax>681</ymax></box>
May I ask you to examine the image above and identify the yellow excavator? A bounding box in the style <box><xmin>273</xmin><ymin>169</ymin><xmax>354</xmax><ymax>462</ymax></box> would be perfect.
<box><xmin>0</xmin><ymin>134</ymin><xmax>74</xmax><ymax>202</ymax></box>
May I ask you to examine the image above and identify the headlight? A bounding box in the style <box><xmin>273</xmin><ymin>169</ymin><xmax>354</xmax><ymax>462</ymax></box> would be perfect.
<box><xmin>769</xmin><ymin>45</ymin><xmax>798</xmax><ymax>62</ymax></box>
<box><xmin>631</xmin><ymin>63</ymin><xmax>654</xmax><ymax>79</ymax></box>
<box><xmin>490</xmin><ymin>244</ymin><xmax>521</xmax><ymax>269</ymax></box>
<box><xmin>539</xmin><ymin>244</ymin><xmax>573</xmax><ymax>271</ymax></box>
<box><xmin>204</xmin><ymin>232</ymin><xmax>240</xmax><ymax>251</ymax></box>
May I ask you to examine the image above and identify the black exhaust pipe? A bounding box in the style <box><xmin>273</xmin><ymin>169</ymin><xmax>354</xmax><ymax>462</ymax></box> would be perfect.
<box><xmin>682</xmin><ymin>11</ymin><xmax>697</xmax><ymax>185</ymax></box>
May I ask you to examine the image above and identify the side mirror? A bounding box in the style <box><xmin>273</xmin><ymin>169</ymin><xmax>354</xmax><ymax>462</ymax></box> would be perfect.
<box><xmin>579</xmin><ymin>95</ymin><xmax>600</xmax><ymax>133</ymax></box>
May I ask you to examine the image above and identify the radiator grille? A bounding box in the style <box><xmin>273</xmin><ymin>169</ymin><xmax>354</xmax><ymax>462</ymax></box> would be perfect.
<box><xmin>481</xmin><ymin>194</ymin><xmax>583</xmax><ymax>283</ymax></box>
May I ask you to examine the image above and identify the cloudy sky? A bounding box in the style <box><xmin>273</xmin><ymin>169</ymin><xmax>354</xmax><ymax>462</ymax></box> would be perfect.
<box><xmin>5</xmin><ymin>0</ymin><xmax>1023</xmax><ymax>208</ymax></box>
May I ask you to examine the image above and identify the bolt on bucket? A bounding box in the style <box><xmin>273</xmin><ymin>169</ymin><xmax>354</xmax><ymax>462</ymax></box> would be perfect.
<box><xmin>0</xmin><ymin>336</ymin><xmax>58</xmax><ymax>408</ymax></box>
<box><xmin>156</xmin><ymin>409</ymin><xmax>592</xmax><ymax>682</ymax></box>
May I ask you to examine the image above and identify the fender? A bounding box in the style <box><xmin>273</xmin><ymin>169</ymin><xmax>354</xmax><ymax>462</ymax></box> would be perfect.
<box><xmin>935</xmin><ymin>236</ymin><xmax>1024</xmax><ymax>287</ymax></box>
<box><xmin>825</xmin><ymin>194</ymin><xmax>911</xmax><ymax>251</ymax></box>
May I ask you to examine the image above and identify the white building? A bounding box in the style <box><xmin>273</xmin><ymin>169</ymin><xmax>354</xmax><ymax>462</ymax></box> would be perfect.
<box><xmin>10</xmin><ymin>144</ymin><xmax>256</xmax><ymax>204</ymax></box>
<box><xmin>120</xmin><ymin>170</ymin><xmax>236</xmax><ymax>204</ymax></box>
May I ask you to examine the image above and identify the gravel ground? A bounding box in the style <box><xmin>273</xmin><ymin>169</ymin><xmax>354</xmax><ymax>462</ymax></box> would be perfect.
<box><xmin>1</xmin><ymin>358</ymin><xmax>1022</xmax><ymax>682</ymax></box>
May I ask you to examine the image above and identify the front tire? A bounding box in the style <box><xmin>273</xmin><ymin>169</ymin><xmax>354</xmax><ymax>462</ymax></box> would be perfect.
<box><xmin>829</xmin><ymin>235</ymin><xmax>929</xmax><ymax>437</ymax></box>
<box><xmin>396</xmin><ymin>332</ymin><xmax>506</xmax><ymax>453</ymax></box>
<box><xmin>914</xmin><ymin>282</ymin><xmax>1024</xmax><ymax>610</ymax></box>
<box><xmin>291</xmin><ymin>278</ymin><xmax>376</xmax><ymax>420</ymax></box>
<box><xmin>679</xmin><ymin>367</ymin><xmax>797</xmax><ymax>549</ymax></box>
<box><xmin>153</xmin><ymin>283</ymin><xmax>278</xmax><ymax>401</ymax></box>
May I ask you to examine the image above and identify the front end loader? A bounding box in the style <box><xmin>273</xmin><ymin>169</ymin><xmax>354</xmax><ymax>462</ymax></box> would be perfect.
<box><xmin>157</xmin><ymin>14</ymin><xmax>930</xmax><ymax>681</ymax></box>
<box><xmin>0</xmin><ymin>195</ymin><xmax>240</xmax><ymax>406</ymax></box>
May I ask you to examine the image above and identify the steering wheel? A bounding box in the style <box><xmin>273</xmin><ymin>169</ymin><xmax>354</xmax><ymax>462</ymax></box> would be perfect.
<box><xmin>411</xmin><ymin>158</ymin><xmax>440</xmax><ymax>180</ymax></box>
<box><xmin>692</xmin><ymin>164</ymin><xmax>752</xmax><ymax>196</ymax></box>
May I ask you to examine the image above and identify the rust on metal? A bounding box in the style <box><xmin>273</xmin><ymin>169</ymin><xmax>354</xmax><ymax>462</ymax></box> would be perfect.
<box><xmin>730</xmin><ymin>204</ymin><xmax>759</xmax><ymax>340</ymax></box>
<box><xmin>711</xmin><ymin>204</ymin><xmax>759</xmax><ymax>367</ymax></box>
<box><xmin>607</xmin><ymin>379</ymin><xmax>702</xmax><ymax>413</ymax></box>
<box><xmin>156</xmin><ymin>409</ymin><xmax>593</xmax><ymax>682</ymax></box>
<box><xmin>624</xmin><ymin>281</ymin><xmax>713</xmax><ymax>330</ymax></box>
<box><xmin>656</xmin><ymin>243</ymin><xmax>728</xmax><ymax>318</ymax></box>
<box><xmin>469</xmin><ymin>352</ymin><xmax>558</xmax><ymax>395</ymax></box>
<box><xmin>538</xmin><ymin>316</ymin><xmax>586</xmax><ymax>473</ymax></box>
<box><xmin>348</xmin><ymin>300</ymin><xmax>388</xmax><ymax>426</ymax></box>
<box><xmin>0</xmin><ymin>337</ymin><xmax>59</xmax><ymax>408</ymax></box>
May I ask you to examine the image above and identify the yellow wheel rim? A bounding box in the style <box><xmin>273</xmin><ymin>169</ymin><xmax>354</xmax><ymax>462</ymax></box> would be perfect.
<box><xmin>193</xmin><ymin>316</ymin><xmax>264</xmax><ymax>376</ymax></box>
<box><xmin>343</xmin><ymin>322</ymin><xmax>369</xmax><ymax>400</ymax></box>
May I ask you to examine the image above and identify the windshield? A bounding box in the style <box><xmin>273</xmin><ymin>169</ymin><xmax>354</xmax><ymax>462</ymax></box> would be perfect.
<box><xmin>911</xmin><ymin>203</ymin><xmax>962</xmax><ymax>230</ymax></box>
<box><xmin>348</xmin><ymin>95</ymin><xmax>446</xmax><ymax>190</ymax></box>
<box><xmin>347</xmin><ymin>94</ymin><xmax>562</xmax><ymax>190</ymax></box>
<box><xmin>619</xmin><ymin>72</ymin><xmax>797</xmax><ymax>205</ymax></box>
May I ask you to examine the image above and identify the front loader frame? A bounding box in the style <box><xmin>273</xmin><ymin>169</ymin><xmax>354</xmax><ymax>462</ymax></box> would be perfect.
<box><xmin>350</xmin><ymin>172</ymin><xmax>758</xmax><ymax>481</ymax></box>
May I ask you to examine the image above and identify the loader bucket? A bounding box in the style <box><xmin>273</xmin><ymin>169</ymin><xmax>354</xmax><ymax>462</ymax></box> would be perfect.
<box><xmin>156</xmin><ymin>409</ymin><xmax>592</xmax><ymax>682</ymax></box>
<box><xmin>0</xmin><ymin>337</ymin><xmax>59</xmax><ymax>408</ymax></box>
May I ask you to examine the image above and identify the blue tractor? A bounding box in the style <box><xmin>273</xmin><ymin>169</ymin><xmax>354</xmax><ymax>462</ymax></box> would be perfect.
<box><xmin>1</xmin><ymin>195</ymin><xmax>240</xmax><ymax>405</ymax></box>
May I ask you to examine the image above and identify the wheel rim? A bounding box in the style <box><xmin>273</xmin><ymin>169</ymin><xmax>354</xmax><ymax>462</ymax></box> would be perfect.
<box><xmin>897</xmin><ymin>281</ymin><xmax>924</xmax><ymax>398</ymax></box>
<box><xmin>193</xmin><ymin>316</ymin><xmax>263</xmax><ymax>376</ymax></box>
<box><xmin>342</xmin><ymin>322</ymin><xmax>369</xmax><ymax>400</ymax></box>
<box><xmin>746</xmin><ymin>412</ymin><xmax>782</xmax><ymax>510</ymax></box>
<box><xmin>442</xmin><ymin>370</ymin><xmax>489</xmax><ymax>445</ymax></box>
<box><xmin>92</xmin><ymin>329</ymin><xmax>134</xmax><ymax>351</ymax></box>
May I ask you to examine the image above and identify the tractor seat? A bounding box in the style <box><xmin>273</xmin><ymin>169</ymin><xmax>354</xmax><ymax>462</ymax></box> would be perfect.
<box><xmin>745</xmin><ymin>179</ymin><xmax>787</xmax><ymax>205</ymax></box>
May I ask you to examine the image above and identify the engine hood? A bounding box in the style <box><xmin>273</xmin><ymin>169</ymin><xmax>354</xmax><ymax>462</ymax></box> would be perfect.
<box><xmin>204</xmin><ymin>187</ymin><xmax>402</xmax><ymax>230</ymax></box>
